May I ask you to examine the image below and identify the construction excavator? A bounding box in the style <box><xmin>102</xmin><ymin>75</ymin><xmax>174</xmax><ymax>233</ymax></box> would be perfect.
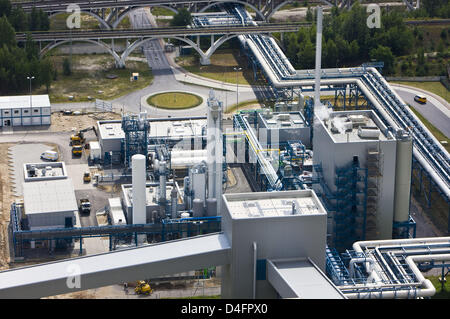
<box><xmin>134</xmin><ymin>280</ymin><xmax>153</xmax><ymax>295</ymax></box>
<box><xmin>70</xmin><ymin>126</ymin><xmax>97</xmax><ymax>145</ymax></box>
<box><xmin>70</xmin><ymin>126</ymin><xmax>98</xmax><ymax>156</ymax></box>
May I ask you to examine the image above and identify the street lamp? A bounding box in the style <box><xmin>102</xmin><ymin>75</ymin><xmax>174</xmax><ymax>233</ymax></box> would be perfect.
<box><xmin>27</xmin><ymin>76</ymin><xmax>35</xmax><ymax>108</ymax></box>
<box><xmin>233</xmin><ymin>67</ymin><xmax>242</xmax><ymax>113</ymax></box>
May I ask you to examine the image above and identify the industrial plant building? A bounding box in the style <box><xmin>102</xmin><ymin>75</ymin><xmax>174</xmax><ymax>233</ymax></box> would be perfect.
<box><xmin>0</xmin><ymin>95</ymin><xmax>51</xmax><ymax>127</ymax></box>
<box><xmin>22</xmin><ymin>179</ymin><xmax>79</xmax><ymax>230</ymax></box>
<box><xmin>312</xmin><ymin>109</ymin><xmax>413</xmax><ymax>250</ymax></box>
<box><xmin>0</xmin><ymin>3</ymin><xmax>448</xmax><ymax>301</ymax></box>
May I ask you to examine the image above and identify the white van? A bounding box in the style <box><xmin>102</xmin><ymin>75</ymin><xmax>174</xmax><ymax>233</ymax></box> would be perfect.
<box><xmin>40</xmin><ymin>150</ymin><xmax>58</xmax><ymax>161</ymax></box>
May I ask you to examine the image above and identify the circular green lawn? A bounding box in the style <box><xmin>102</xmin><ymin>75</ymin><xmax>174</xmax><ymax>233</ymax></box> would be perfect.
<box><xmin>147</xmin><ymin>92</ymin><xmax>203</xmax><ymax>109</ymax></box>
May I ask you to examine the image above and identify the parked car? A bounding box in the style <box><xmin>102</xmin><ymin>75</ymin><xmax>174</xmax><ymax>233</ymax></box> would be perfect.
<box><xmin>40</xmin><ymin>150</ymin><xmax>58</xmax><ymax>161</ymax></box>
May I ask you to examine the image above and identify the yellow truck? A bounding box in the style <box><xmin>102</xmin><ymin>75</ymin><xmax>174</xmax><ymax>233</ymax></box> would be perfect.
<box><xmin>72</xmin><ymin>145</ymin><xmax>83</xmax><ymax>156</ymax></box>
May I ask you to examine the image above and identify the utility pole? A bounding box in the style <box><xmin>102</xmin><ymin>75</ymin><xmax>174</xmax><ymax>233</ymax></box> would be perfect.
<box><xmin>27</xmin><ymin>76</ymin><xmax>35</xmax><ymax>108</ymax></box>
<box><xmin>233</xmin><ymin>67</ymin><xmax>242</xmax><ymax>113</ymax></box>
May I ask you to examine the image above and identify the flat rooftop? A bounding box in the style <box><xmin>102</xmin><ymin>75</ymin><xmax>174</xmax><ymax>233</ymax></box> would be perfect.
<box><xmin>149</xmin><ymin>118</ymin><xmax>206</xmax><ymax>139</ymax></box>
<box><xmin>223</xmin><ymin>190</ymin><xmax>325</xmax><ymax>220</ymax></box>
<box><xmin>322</xmin><ymin>110</ymin><xmax>392</xmax><ymax>143</ymax></box>
<box><xmin>23</xmin><ymin>179</ymin><xmax>78</xmax><ymax>215</ymax></box>
<box><xmin>23</xmin><ymin>162</ymin><xmax>67</xmax><ymax>181</ymax></box>
<box><xmin>0</xmin><ymin>95</ymin><xmax>50</xmax><ymax>109</ymax></box>
<box><xmin>259</xmin><ymin>111</ymin><xmax>308</xmax><ymax>129</ymax></box>
<box><xmin>98</xmin><ymin>121</ymin><xmax>125</xmax><ymax>140</ymax></box>
<box><xmin>122</xmin><ymin>182</ymin><xmax>183</xmax><ymax>207</ymax></box>
<box><xmin>267</xmin><ymin>258</ymin><xmax>346</xmax><ymax>299</ymax></box>
<box><xmin>97</xmin><ymin>117</ymin><xmax>206</xmax><ymax>141</ymax></box>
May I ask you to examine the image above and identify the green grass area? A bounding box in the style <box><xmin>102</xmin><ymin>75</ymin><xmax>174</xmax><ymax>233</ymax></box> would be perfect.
<box><xmin>408</xmin><ymin>104</ymin><xmax>449</xmax><ymax>149</ymax></box>
<box><xmin>34</xmin><ymin>55</ymin><xmax>153</xmax><ymax>103</ymax></box>
<box><xmin>428</xmin><ymin>276</ymin><xmax>450</xmax><ymax>299</ymax></box>
<box><xmin>147</xmin><ymin>92</ymin><xmax>203</xmax><ymax>109</ymax></box>
<box><xmin>50</xmin><ymin>13</ymin><xmax>101</xmax><ymax>30</ymax></box>
<box><xmin>392</xmin><ymin>81</ymin><xmax>450</xmax><ymax>103</ymax></box>
<box><xmin>225</xmin><ymin>99</ymin><xmax>263</xmax><ymax>114</ymax></box>
<box><xmin>175</xmin><ymin>50</ymin><xmax>256</xmax><ymax>86</ymax></box>
<box><xmin>151</xmin><ymin>7</ymin><xmax>176</xmax><ymax>16</ymax></box>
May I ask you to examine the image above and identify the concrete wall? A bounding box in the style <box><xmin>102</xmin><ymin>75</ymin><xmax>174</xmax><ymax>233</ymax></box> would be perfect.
<box><xmin>27</xmin><ymin>211</ymin><xmax>76</xmax><ymax>230</ymax></box>
<box><xmin>220</xmin><ymin>192</ymin><xmax>327</xmax><ymax>299</ymax></box>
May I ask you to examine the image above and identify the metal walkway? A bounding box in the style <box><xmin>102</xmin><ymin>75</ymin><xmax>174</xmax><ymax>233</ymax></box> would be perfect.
<box><xmin>0</xmin><ymin>233</ymin><xmax>230</xmax><ymax>298</ymax></box>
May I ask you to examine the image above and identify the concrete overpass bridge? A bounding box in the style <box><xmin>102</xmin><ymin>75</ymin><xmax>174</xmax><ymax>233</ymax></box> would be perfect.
<box><xmin>15</xmin><ymin>0</ymin><xmax>344</xmax><ymax>28</ymax></box>
<box><xmin>15</xmin><ymin>23</ymin><xmax>300</xmax><ymax>67</ymax></box>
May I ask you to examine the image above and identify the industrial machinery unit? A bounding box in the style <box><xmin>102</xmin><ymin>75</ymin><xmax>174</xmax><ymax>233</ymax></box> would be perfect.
<box><xmin>312</xmin><ymin>109</ymin><xmax>414</xmax><ymax>250</ymax></box>
<box><xmin>257</xmin><ymin>110</ymin><xmax>311</xmax><ymax>148</ymax></box>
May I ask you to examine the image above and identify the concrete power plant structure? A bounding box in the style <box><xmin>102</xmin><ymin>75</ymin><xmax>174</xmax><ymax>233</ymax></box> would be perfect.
<box><xmin>1</xmin><ymin>3</ymin><xmax>449</xmax><ymax>301</ymax></box>
<box><xmin>312</xmin><ymin>109</ymin><xmax>414</xmax><ymax>250</ymax></box>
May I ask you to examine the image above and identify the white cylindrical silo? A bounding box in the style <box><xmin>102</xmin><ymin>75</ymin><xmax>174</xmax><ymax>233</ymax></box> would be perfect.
<box><xmin>171</xmin><ymin>186</ymin><xmax>178</xmax><ymax>219</ymax></box>
<box><xmin>206</xmin><ymin>198</ymin><xmax>217</xmax><ymax>217</ymax></box>
<box><xmin>193</xmin><ymin>198</ymin><xmax>205</xmax><ymax>217</ymax></box>
<box><xmin>393</xmin><ymin>132</ymin><xmax>413</xmax><ymax>223</ymax></box>
<box><xmin>132</xmin><ymin>154</ymin><xmax>146</xmax><ymax>244</ymax></box>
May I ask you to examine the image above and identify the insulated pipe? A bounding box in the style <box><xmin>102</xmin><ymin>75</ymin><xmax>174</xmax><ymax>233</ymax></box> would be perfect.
<box><xmin>353</xmin><ymin>237</ymin><xmax>450</xmax><ymax>253</ymax></box>
<box><xmin>349</xmin><ymin>257</ymin><xmax>375</xmax><ymax>278</ymax></box>
<box><xmin>171</xmin><ymin>150</ymin><xmax>207</xmax><ymax>158</ymax></box>
<box><xmin>314</xmin><ymin>6</ymin><xmax>323</xmax><ymax>108</ymax></box>
<box><xmin>344</xmin><ymin>254</ymin><xmax>449</xmax><ymax>299</ymax></box>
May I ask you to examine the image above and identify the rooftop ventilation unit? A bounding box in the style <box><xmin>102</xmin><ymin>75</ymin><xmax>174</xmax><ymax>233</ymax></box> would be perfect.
<box><xmin>277</xmin><ymin>114</ymin><xmax>290</xmax><ymax>121</ymax></box>
<box><xmin>348</xmin><ymin>115</ymin><xmax>368</xmax><ymax>127</ymax></box>
<box><xmin>358</xmin><ymin>126</ymin><xmax>380</xmax><ymax>139</ymax></box>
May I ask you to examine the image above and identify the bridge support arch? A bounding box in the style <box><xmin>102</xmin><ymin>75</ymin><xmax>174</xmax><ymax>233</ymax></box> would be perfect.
<box><xmin>49</xmin><ymin>11</ymin><xmax>112</xmax><ymax>30</ymax></box>
<box><xmin>119</xmin><ymin>33</ymin><xmax>239</xmax><ymax>67</ymax></box>
<box><xmin>40</xmin><ymin>39</ymin><xmax>122</xmax><ymax>67</ymax></box>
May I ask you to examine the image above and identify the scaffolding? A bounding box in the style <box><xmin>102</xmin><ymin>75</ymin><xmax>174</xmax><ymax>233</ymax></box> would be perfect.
<box><xmin>10</xmin><ymin>202</ymin><xmax>221</xmax><ymax>258</ymax></box>
<box><xmin>122</xmin><ymin>113</ymin><xmax>149</xmax><ymax>167</ymax></box>
<box><xmin>316</xmin><ymin>157</ymin><xmax>368</xmax><ymax>252</ymax></box>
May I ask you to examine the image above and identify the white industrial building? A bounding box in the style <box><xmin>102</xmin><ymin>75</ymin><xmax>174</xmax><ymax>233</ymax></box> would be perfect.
<box><xmin>220</xmin><ymin>190</ymin><xmax>330</xmax><ymax>298</ymax></box>
<box><xmin>257</xmin><ymin>111</ymin><xmax>311</xmax><ymax>148</ymax></box>
<box><xmin>97</xmin><ymin>117</ymin><xmax>207</xmax><ymax>159</ymax></box>
<box><xmin>22</xmin><ymin>179</ymin><xmax>79</xmax><ymax>230</ymax></box>
<box><xmin>121</xmin><ymin>181</ymin><xmax>184</xmax><ymax>224</ymax></box>
<box><xmin>0</xmin><ymin>95</ymin><xmax>51</xmax><ymax>127</ymax></box>
<box><xmin>312</xmin><ymin>109</ymin><xmax>412</xmax><ymax>245</ymax></box>
<box><xmin>97</xmin><ymin>120</ymin><xmax>124</xmax><ymax>157</ymax></box>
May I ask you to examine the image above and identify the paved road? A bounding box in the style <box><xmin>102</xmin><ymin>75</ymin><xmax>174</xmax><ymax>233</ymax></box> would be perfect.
<box><xmin>111</xmin><ymin>8</ymin><xmax>259</xmax><ymax>117</ymax></box>
<box><xmin>392</xmin><ymin>84</ymin><xmax>450</xmax><ymax>138</ymax></box>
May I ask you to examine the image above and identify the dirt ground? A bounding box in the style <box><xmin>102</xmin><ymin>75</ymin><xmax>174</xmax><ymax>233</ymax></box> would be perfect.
<box><xmin>50</xmin><ymin>112</ymin><xmax>122</xmax><ymax>132</ymax></box>
<box><xmin>0</xmin><ymin>143</ymin><xmax>14</xmax><ymax>271</ymax></box>
<box><xmin>0</xmin><ymin>111</ymin><xmax>122</xmax><ymax>272</ymax></box>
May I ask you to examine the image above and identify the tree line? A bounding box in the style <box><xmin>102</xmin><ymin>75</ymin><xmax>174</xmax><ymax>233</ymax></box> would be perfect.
<box><xmin>283</xmin><ymin>3</ymin><xmax>418</xmax><ymax>74</ymax></box>
<box><xmin>0</xmin><ymin>0</ymin><xmax>53</xmax><ymax>95</ymax></box>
